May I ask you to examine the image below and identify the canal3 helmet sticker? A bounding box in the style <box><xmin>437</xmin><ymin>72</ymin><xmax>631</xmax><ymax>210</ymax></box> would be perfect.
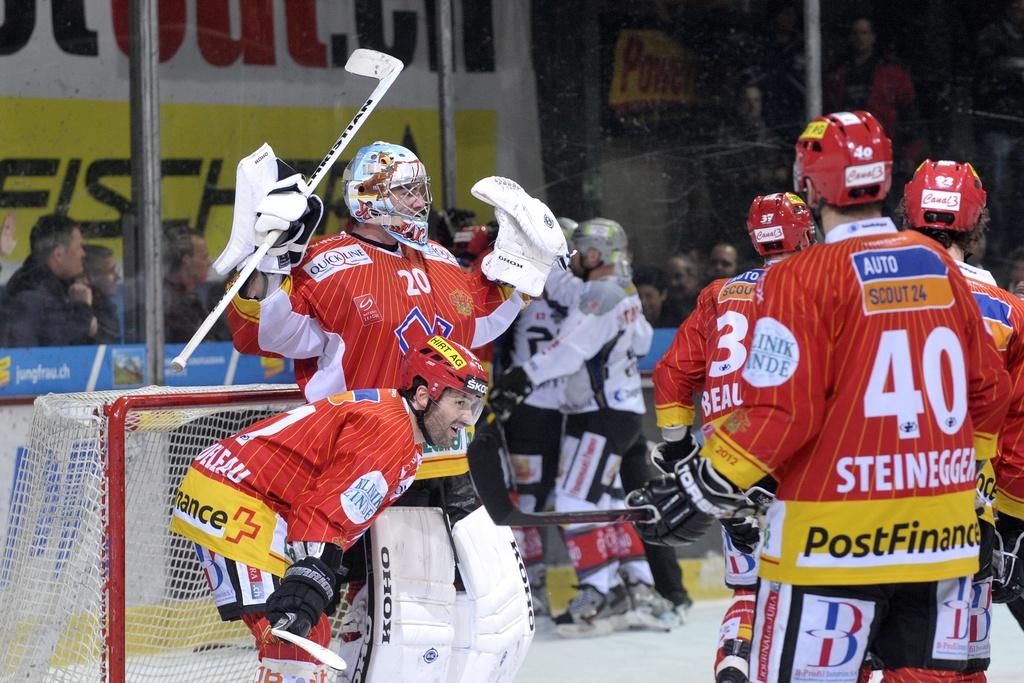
<box><xmin>742</xmin><ymin>317</ymin><xmax>799</xmax><ymax>388</ymax></box>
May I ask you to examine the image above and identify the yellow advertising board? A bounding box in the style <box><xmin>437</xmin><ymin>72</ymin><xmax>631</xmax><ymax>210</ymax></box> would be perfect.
<box><xmin>608</xmin><ymin>30</ymin><xmax>695</xmax><ymax>111</ymax></box>
<box><xmin>0</xmin><ymin>98</ymin><xmax>496</xmax><ymax>261</ymax></box>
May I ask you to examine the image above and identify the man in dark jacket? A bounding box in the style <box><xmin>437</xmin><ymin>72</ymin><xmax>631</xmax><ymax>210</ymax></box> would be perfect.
<box><xmin>2</xmin><ymin>215</ymin><xmax>96</xmax><ymax>347</ymax></box>
<box><xmin>163</xmin><ymin>226</ymin><xmax>229</xmax><ymax>344</ymax></box>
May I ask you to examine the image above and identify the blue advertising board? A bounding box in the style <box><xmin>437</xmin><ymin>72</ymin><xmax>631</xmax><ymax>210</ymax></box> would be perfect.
<box><xmin>0</xmin><ymin>342</ymin><xmax>294</xmax><ymax>397</ymax></box>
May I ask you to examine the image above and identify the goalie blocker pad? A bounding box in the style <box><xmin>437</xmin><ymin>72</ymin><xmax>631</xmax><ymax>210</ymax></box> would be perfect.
<box><xmin>346</xmin><ymin>507</ymin><xmax>456</xmax><ymax>683</ymax></box>
<box><xmin>448</xmin><ymin>507</ymin><xmax>535</xmax><ymax>683</ymax></box>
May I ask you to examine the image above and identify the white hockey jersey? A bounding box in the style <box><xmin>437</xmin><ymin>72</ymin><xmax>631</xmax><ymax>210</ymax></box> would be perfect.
<box><xmin>523</xmin><ymin>269</ymin><xmax>652</xmax><ymax>414</ymax></box>
<box><xmin>509</xmin><ymin>296</ymin><xmax>569</xmax><ymax>410</ymax></box>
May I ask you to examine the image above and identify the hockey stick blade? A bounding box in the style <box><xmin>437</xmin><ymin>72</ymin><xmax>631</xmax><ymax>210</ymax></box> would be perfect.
<box><xmin>345</xmin><ymin>48</ymin><xmax>403</xmax><ymax>80</ymax></box>
<box><xmin>467</xmin><ymin>416</ymin><xmax>655</xmax><ymax>526</ymax></box>
<box><xmin>271</xmin><ymin>628</ymin><xmax>347</xmax><ymax>671</ymax></box>
<box><xmin>171</xmin><ymin>49</ymin><xmax>404</xmax><ymax>372</ymax></box>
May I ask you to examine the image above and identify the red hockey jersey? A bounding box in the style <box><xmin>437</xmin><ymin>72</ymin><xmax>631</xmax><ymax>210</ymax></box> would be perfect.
<box><xmin>229</xmin><ymin>234</ymin><xmax>516</xmax><ymax>478</ymax></box>
<box><xmin>702</xmin><ymin>220</ymin><xmax>1010</xmax><ymax>585</ymax></box>
<box><xmin>957</xmin><ymin>262</ymin><xmax>1024</xmax><ymax>524</ymax></box>
<box><xmin>654</xmin><ymin>269</ymin><xmax>765</xmax><ymax>429</ymax></box>
<box><xmin>170</xmin><ymin>389</ymin><xmax>419</xmax><ymax>575</ymax></box>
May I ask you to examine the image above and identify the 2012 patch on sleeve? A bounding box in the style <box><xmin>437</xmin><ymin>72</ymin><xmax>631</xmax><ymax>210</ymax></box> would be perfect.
<box><xmin>742</xmin><ymin>317</ymin><xmax>800</xmax><ymax>388</ymax></box>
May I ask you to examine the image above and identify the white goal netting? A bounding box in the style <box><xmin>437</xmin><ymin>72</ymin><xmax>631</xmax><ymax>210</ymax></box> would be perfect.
<box><xmin>0</xmin><ymin>384</ymin><xmax>322</xmax><ymax>682</ymax></box>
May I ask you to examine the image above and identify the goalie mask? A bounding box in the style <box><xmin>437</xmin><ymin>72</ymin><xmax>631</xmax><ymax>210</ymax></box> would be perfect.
<box><xmin>902</xmin><ymin>159</ymin><xmax>986</xmax><ymax>233</ymax></box>
<box><xmin>399</xmin><ymin>335</ymin><xmax>488</xmax><ymax>445</ymax></box>
<box><xmin>571</xmin><ymin>218</ymin><xmax>630</xmax><ymax>278</ymax></box>
<box><xmin>344</xmin><ymin>141</ymin><xmax>432</xmax><ymax>250</ymax></box>
<box><xmin>794</xmin><ymin>110</ymin><xmax>892</xmax><ymax>208</ymax></box>
<box><xmin>746</xmin><ymin>192</ymin><xmax>816</xmax><ymax>257</ymax></box>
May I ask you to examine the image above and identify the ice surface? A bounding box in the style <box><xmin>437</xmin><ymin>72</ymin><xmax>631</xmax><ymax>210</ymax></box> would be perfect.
<box><xmin>518</xmin><ymin>598</ymin><xmax>1024</xmax><ymax>682</ymax></box>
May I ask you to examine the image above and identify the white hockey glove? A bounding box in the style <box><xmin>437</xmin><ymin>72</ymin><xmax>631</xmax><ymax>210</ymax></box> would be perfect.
<box><xmin>252</xmin><ymin>171</ymin><xmax>323</xmax><ymax>275</ymax></box>
<box><xmin>471</xmin><ymin>176</ymin><xmax>569</xmax><ymax>297</ymax></box>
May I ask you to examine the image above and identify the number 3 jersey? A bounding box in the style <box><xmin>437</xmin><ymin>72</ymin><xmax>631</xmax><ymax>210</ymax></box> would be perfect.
<box><xmin>228</xmin><ymin>233</ymin><xmax>518</xmax><ymax>479</ymax></box>
<box><xmin>170</xmin><ymin>389</ymin><xmax>420</xmax><ymax>576</ymax></box>
<box><xmin>653</xmin><ymin>268</ymin><xmax>764</xmax><ymax>431</ymax></box>
<box><xmin>702</xmin><ymin>219</ymin><xmax>1011</xmax><ymax>586</ymax></box>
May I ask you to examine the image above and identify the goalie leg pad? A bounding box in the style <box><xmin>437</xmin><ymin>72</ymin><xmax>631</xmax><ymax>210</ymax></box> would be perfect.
<box><xmin>446</xmin><ymin>507</ymin><xmax>535</xmax><ymax>683</ymax></box>
<box><xmin>347</xmin><ymin>507</ymin><xmax>456</xmax><ymax>683</ymax></box>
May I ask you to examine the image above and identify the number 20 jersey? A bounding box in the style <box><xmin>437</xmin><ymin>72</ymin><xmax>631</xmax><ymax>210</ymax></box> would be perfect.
<box><xmin>702</xmin><ymin>221</ymin><xmax>1010</xmax><ymax>586</ymax></box>
<box><xmin>228</xmin><ymin>233</ymin><xmax>510</xmax><ymax>479</ymax></box>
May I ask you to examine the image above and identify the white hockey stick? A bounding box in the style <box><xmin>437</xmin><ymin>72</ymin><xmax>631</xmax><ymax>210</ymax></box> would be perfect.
<box><xmin>170</xmin><ymin>49</ymin><xmax>404</xmax><ymax>372</ymax></box>
<box><xmin>271</xmin><ymin>627</ymin><xmax>348</xmax><ymax>671</ymax></box>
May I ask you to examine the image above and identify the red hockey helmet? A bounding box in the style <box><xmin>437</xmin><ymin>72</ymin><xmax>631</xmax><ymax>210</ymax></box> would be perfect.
<box><xmin>902</xmin><ymin>159</ymin><xmax>986</xmax><ymax>232</ymax></box>
<box><xmin>746</xmin><ymin>192</ymin><xmax>816</xmax><ymax>257</ymax></box>
<box><xmin>453</xmin><ymin>225</ymin><xmax>495</xmax><ymax>261</ymax></box>
<box><xmin>400</xmin><ymin>335</ymin><xmax>488</xmax><ymax>420</ymax></box>
<box><xmin>793</xmin><ymin>110</ymin><xmax>893</xmax><ymax>207</ymax></box>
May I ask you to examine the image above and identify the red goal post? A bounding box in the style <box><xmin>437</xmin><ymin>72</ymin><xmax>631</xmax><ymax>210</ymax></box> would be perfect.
<box><xmin>0</xmin><ymin>384</ymin><xmax>308</xmax><ymax>682</ymax></box>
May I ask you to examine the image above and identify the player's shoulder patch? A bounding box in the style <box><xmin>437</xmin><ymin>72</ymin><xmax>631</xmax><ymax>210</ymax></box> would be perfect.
<box><xmin>578</xmin><ymin>278</ymin><xmax>627</xmax><ymax>315</ymax></box>
<box><xmin>849</xmin><ymin>244</ymin><xmax>955</xmax><ymax>315</ymax></box>
<box><xmin>717</xmin><ymin>269</ymin><xmax>763</xmax><ymax>303</ymax></box>
<box><xmin>301</xmin><ymin>242</ymin><xmax>373</xmax><ymax>282</ymax></box>
<box><xmin>742</xmin><ymin>317</ymin><xmax>800</xmax><ymax>387</ymax></box>
<box><xmin>421</xmin><ymin>240</ymin><xmax>460</xmax><ymax>267</ymax></box>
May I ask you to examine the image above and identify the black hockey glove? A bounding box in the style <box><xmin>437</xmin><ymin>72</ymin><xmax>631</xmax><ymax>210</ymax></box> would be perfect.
<box><xmin>721</xmin><ymin>516</ymin><xmax>761</xmax><ymax>555</ymax></box>
<box><xmin>488</xmin><ymin>366</ymin><xmax>533</xmax><ymax>423</ymax></box>
<box><xmin>993</xmin><ymin>513</ymin><xmax>1024</xmax><ymax>603</ymax></box>
<box><xmin>627</xmin><ymin>472</ymin><xmax>715</xmax><ymax>546</ymax></box>
<box><xmin>628</xmin><ymin>453</ymin><xmax>745</xmax><ymax>546</ymax></box>
<box><xmin>651</xmin><ymin>428</ymin><xmax>700</xmax><ymax>473</ymax></box>
<box><xmin>266</xmin><ymin>555</ymin><xmax>340</xmax><ymax>638</ymax></box>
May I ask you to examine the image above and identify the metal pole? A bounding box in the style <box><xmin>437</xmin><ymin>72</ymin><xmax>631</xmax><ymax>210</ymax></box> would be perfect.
<box><xmin>437</xmin><ymin>0</ymin><xmax>457</xmax><ymax>210</ymax></box>
<box><xmin>129</xmin><ymin>0</ymin><xmax>164</xmax><ymax>385</ymax></box>
<box><xmin>804</xmin><ymin>0</ymin><xmax>822</xmax><ymax>119</ymax></box>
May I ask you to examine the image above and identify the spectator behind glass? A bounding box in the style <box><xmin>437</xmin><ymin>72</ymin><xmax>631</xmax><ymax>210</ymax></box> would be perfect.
<box><xmin>1</xmin><ymin>214</ymin><xmax>96</xmax><ymax>347</ymax></box>
<box><xmin>83</xmin><ymin>244</ymin><xmax>121</xmax><ymax>344</ymax></box>
<box><xmin>661</xmin><ymin>253</ymin><xmax>701</xmax><ymax>327</ymax></box>
<box><xmin>0</xmin><ymin>213</ymin><xmax>16</xmax><ymax>275</ymax></box>
<box><xmin>1007</xmin><ymin>246</ymin><xmax>1024</xmax><ymax>299</ymax></box>
<box><xmin>824</xmin><ymin>17</ymin><xmax>921</xmax><ymax>166</ymax></box>
<box><xmin>163</xmin><ymin>226</ymin><xmax>230</xmax><ymax>344</ymax></box>
<box><xmin>633</xmin><ymin>265</ymin><xmax>673</xmax><ymax>328</ymax></box>
<box><xmin>759</xmin><ymin>2</ymin><xmax>806</xmax><ymax>141</ymax></box>
<box><xmin>976</xmin><ymin>0</ymin><xmax>1024</xmax><ymax>256</ymax></box>
<box><xmin>705</xmin><ymin>243</ymin><xmax>739</xmax><ymax>283</ymax></box>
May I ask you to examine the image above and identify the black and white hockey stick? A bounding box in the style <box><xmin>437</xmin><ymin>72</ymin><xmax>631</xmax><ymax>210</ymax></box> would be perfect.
<box><xmin>171</xmin><ymin>49</ymin><xmax>404</xmax><ymax>372</ymax></box>
<box><xmin>467</xmin><ymin>414</ymin><xmax>656</xmax><ymax>526</ymax></box>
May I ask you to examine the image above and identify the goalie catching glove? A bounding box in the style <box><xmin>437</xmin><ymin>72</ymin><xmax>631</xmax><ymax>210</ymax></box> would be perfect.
<box><xmin>266</xmin><ymin>553</ymin><xmax>342</xmax><ymax>638</ymax></box>
<box><xmin>471</xmin><ymin>176</ymin><xmax>569</xmax><ymax>297</ymax></box>
<box><xmin>212</xmin><ymin>143</ymin><xmax>323</xmax><ymax>276</ymax></box>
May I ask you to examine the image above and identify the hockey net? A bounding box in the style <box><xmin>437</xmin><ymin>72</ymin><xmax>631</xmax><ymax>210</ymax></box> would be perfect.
<box><xmin>0</xmin><ymin>384</ymin><xmax>339</xmax><ymax>683</ymax></box>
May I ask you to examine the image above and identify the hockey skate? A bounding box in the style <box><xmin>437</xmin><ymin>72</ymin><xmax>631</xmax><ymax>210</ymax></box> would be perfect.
<box><xmin>553</xmin><ymin>584</ymin><xmax>615</xmax><ymax>638</ymax></box>
<box><xmin>619</xmin><ymin>580</ymin><xmax>679</xmax><ymax>631</ymax></box>
<box><xmin>715</xmin><ymin>638</ymin><xmax>751</xmax><ymax>683</ymax></box>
